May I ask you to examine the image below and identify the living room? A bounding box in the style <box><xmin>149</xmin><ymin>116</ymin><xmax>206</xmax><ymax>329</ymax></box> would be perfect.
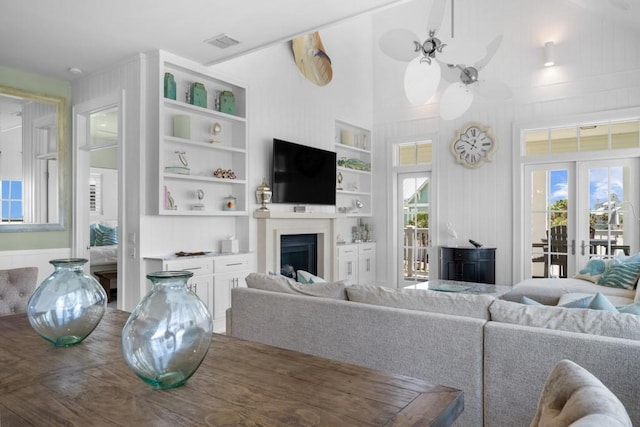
<box><xmin>2</xmin><ymin>0</ymin><xmax>640</xmax><ymax>308</ymax></box>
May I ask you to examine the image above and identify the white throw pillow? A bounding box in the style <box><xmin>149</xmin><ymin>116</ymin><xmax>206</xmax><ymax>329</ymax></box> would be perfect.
<box><xmin>296</xmin><ymin>270</ymin><xmax>327</xmax><ymax>284</ymax></box>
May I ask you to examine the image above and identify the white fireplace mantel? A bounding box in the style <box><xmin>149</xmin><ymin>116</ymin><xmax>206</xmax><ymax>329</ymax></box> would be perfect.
<box><xmin>254</xmin><ymin>211</ymin><xmax>343</xmax><ymax>280</ymax></box>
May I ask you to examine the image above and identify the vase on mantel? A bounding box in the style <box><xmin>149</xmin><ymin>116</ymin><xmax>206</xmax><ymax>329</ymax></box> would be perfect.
<box><xmin>121</xmin><ymin>270</ymin><xmax>213</xmax><ymax>390</ymax></box>
<box><xmin>27</xmin><ymin>258</ymin><xmax>107</xmax><ymax>347</ymax></box>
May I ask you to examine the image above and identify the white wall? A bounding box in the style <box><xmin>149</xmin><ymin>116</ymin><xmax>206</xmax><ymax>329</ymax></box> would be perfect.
<box><xmin>211</xmin><ymin>15</ymin><xmax>375</xmax><ymax>254</ymax></box>
<box><xmin>372</xmin><ymin>0</ymin><xmax>640</xmax><ymax>286</ymax></box>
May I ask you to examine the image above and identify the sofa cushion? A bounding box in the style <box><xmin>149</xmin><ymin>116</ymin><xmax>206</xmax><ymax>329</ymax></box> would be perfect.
<box><xmin>530</xmin><ymin>359</ymin><xmax>632</xmax><ymax>427</ymax></box>
<box><xmin>489</xmin><ymin>299</ymin><xmax>640</xmax><ymax>341</ymax></box>
<box><xmin>245</xmin><ymin>273</ymin><xmax>347</xmax><ymax>300</ymax></box>
<box><xmin>346</xmin><ymin>284</ymin><xmax>494</xmax><ymax>320</ymax></box>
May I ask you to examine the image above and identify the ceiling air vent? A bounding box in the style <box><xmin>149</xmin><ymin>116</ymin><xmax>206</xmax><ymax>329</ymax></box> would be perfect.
<box><xmin>205</xmin><ymin>34</ymin><xmax>240</xmax><ymax>49</ymax></box>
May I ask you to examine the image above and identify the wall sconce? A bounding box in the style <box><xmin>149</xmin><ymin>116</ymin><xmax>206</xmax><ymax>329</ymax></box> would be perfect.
<box><xmin>543</xmin><ymin>41</ymin><xmax>555</xmax><ymax>67</ymax></box>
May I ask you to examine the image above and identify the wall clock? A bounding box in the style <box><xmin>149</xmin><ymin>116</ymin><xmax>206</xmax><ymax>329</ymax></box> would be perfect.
<box><xmin>450</xmin><ymin>122</ymin><xmax>497</xmax><ymax>168</ymax></box>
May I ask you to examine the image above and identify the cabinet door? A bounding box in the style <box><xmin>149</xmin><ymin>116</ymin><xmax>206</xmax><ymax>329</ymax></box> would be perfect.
<box><xmin>337</xmin><ymin>256</ymin><xmax>358</xmax><ymax>283</ymax></box>
<box><xmin>212</xmin><ymin>270</ymin><xmax>249</xmax><ymax>332</ymax></box>
<box><xmin>358</xmin><ymin>254</ymin><xmax>375</xmax><ymax>285</ymax></box>
<box><xmin>186</xmin><ymin>275</ymin><xmax>212</xmax><ymax>317</ymax></box>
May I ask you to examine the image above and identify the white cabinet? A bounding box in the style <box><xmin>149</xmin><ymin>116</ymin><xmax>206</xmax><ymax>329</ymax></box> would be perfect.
<box><xmin>335</xmin><ymin>120</ymin><xmax>372</xmax><ymax>217</ymax></box>
<box><xmin>145</xmin><ymin>252</ymin><xmax>250</xmax><ymax>333</ymax></box>
<box><xmin>358</xmin><ymin>242</ymin><xmax>376</xmax><ymax>285</ymax></box>
<box><xmin>147</xmin><ymin>256</ymin><xmax>213</xmax><ymax>312</ymax></box>
<box><xmin>336</xmin><ymin>242</ymin><xmax>376</xmax><ymax>284</ymax></box>
<box><xmin>212</xmin><ymin>255</ymin><xmax>250</xmax><ymax>333</ymax></box>
<box><xmin>152</xmin><ymin>50</ymin><xmax>248</xmax><ymax>216</ymax></box>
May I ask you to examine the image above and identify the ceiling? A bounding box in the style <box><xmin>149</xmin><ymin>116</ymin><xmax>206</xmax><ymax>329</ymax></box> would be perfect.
<box><xmin>1</xmin><ymin>0</ymin><xmax>639</xmax><ymax>84</ymax></box>
<box><xmin>0</xmin><ymin>0</ymin><xmax>407</xmax><ymax>82</ymax></box>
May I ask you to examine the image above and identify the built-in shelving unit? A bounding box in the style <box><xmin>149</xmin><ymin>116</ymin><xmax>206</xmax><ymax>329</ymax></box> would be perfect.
<box><xmin>335</xmin><ymin>120</ymin><xmax>372</xmax><ymax>217</ymax></box>
<box><xmin>154</xmin><ymin>51</ymin><xmax>248</xmax><ymax>216</ymax></box>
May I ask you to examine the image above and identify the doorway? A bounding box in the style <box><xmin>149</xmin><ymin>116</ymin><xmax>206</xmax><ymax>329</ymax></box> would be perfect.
<box><xmin>524</xmin><ymin>159</ymin><xmax>639</xmax><ymax>278</ymax></box>
<box><xmin>73</xmin><ymin>95</ymin><xmax>122</xmax><ymax>304</ymax></box>
<box><xmin>398</xmin><ymin>172</ymin><xmax>431</xmax><ymax>285</ymax></box>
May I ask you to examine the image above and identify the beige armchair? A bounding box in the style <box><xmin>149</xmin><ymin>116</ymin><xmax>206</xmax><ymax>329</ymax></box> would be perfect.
<box><xmin>531</xmin><ymin>359</ymin><xmax>632</xmax><ymax>427</ymax></box>
<box><xmin>0</xmin><ymin>267</ymin><xmax>38</xmax><ymax>316</ymax></box>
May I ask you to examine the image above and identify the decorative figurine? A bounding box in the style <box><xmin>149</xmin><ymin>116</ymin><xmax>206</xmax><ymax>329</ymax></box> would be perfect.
<box><xmin>193</xmin><ymin>189</ymin><xmax>205</xmax><ymax>211</ymax></box>
<box><xmin>336</xmin><ymin>172</ymin><xmax>343</xmax><ymax>190</ymax></box>
<box><xmin>210</xmin><ymin>122</ymin><xmax>222</xmax><ymax>144</ymax></box>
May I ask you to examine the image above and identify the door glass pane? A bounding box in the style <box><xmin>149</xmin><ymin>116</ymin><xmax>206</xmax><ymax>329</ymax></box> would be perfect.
<box><xmin>401</xmin><ymin>175</ymin><xmax>429</xmax><ymax>284</ymax></box>
<box><xmin>589</xmin><ymin>166</ymin><xmax>627</xmax><ymax>258</ymax></box>
<box><xmin>530</xmin><ymin>169</ymin><xmax>570</xmax><ymax>278</ymax></box>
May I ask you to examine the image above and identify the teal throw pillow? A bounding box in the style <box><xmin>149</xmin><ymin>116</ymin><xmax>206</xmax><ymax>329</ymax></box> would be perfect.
<box><xmin>559</xmin><ymin>296</ymin><xmax>593</xmax><ymax>309</ymax></box>
<box><xmin>89</xmin><ymin>223</ymin><xmax>98</xmax><ymax>246</ymax></box>
<box><xmin>521</xmin><ymin>296</ymin><xmax>543</xmax><ymax>305</ymax></box>
<box><xmin>615</xmin><ymin>252</ymin><xmax>640</xmax><ymax>264</ymax></box>
<box><xmin>95</xmin><ymin>224</ymin><xmax>118</xmax><ymax>246</ymax></box>
<box><xmin>618</xmin><ymin>302</ymin><xmax>640</xmax><ymax>315</ymax></box>
<box><xmin>587</xmin><ymin>292</ymin><xmax>618</xmax><ymax>312</ymax></box>
<box><xmin>597</xmin><ymin>260</ymin><xmax>640</xmax><ymax>290</ymax></box>
<box><xmin>574</xmin><ymin>258</ymin><xmax>607</xmax><ymax>283</ymax></box>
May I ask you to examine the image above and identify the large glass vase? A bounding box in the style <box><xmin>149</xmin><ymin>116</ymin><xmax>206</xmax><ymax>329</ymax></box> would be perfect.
<box><xmin>27</xmin><ymin>258</ymin><xmax>107</xmax><ymax>347</ymax></box>
<box><xmin>121</xmin><ymin>270</ymin><xmax>213</xmax><ymax>390</ymax></box>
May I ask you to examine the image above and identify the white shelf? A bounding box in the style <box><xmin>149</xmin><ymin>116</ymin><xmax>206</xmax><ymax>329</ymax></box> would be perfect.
<box><xmin>155</xmin><ymin>51</ymin><xmax>249</xmax><ymax>216</ymax></box>
<box><xmin>335</xmin><ymin>120</ymin><xmax>372</xmax><ymax>217</ymax></box>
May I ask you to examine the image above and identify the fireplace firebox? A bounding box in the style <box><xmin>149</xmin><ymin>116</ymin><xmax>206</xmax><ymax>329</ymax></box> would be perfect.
<box><xmin>280</xmin><ymin>234</ymin><xmax>318</xmax><ymax>278</ymax></box>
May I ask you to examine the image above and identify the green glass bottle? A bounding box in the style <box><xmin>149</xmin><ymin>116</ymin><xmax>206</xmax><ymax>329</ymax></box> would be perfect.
<box><xmin>164</xmin><ymin>72</ymin><xmax>176</xmax><ymax>100</ymax></box>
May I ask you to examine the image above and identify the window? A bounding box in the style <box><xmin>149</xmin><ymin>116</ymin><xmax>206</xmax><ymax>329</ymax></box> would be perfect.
<box><xmin>524</xmin><ymin>120</ymin><xmax>640</xmax><ymax>156</ymax></box>
<box><xmin>1</xmin><ymin>180</ymin><xmax>23</xmax><ymax>223</ymax></box>
<box><xmin>89</xmin><ymin>173</ymin><xmax>102</xmax><ymax>215</ymax></box>
<box><xmin>395</xmin><ymin>141</ymin><xmax>433</xmax><ymax>166</ymax></box>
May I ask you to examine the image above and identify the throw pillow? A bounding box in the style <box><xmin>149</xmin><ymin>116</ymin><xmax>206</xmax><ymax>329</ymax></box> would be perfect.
<box><xmin>618</xmin><ymin>302</ymin><xmax>640</xmax><ymax>315</ymax></box>
<box><xmin>94</xmin><ymin>224</ymin><xmax>118</xmax><ymax>246</ymax></box>
<box><xmin>245</xmin><ymin>272</ymin><xmax>347</xmax><ymax>300</ymax></box>
<box><xmin>89</xmin><ymin>223</ymin><xmax>98</xmax><ymax>246</ymax></box>
<box><xmin>597</xmin><ymin>260</ymin><xmax>640</xmax><ymax>290</ymax></box>
<box><xmin>296</xmin><ymin>270</ymin><xmax>326</xmax><ymax>284</ymax></box>
<box><xmin>587</xmin><ymin>292</ymin><xmax>618</xmax><ymax>312</ymax></box>
<box><xmin>558</xmin><ymin>295</ymin><xmax>593</xmax><ymax>309</ymax></box>
<box><xmin>521</xmin><ymin>296</ymin><xmax>543</xmax><ymax>305</ymax></box>
<box><xmin>574</xmin><ymin>258</ymin><xmax>608</xmax><ymax>283</ymax></box>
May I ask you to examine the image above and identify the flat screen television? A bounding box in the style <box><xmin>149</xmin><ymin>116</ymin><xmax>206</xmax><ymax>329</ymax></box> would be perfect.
<box><xmin>272</xmin><ymin>138</ymin><xmax>336</xmax><ymax>205</ymax></box>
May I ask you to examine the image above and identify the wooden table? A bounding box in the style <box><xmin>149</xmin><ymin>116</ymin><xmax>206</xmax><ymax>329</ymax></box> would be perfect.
<box><xmin>0</xmin><ymin>309</ymin><xmax>463</xmax><ymax>426</ymax></box>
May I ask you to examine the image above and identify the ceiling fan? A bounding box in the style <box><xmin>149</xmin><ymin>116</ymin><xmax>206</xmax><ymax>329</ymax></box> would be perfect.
<box><xmin>439</xmin><ymin>35</ymin><xmax>512</xmax><ymax>119</ymax></box>
<box><xmin>379</xmin><ymin>0</ymin><xmax>509</xmax><ymax>119</ymax></box>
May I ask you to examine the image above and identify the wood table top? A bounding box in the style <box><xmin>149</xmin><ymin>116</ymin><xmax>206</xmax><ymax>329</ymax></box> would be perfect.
<box><xmin>0</xmin><ymin>309</ymin><xmax>463</xmax><ymax>426</ymax></box>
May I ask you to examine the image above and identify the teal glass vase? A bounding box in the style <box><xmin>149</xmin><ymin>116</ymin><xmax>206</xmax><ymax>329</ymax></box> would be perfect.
<box><xmin>121</xmin><ymin>270</ymin><xmax>212</xmax><ymax>390</ymax></box>
<box><xmin>27</xmin><ymin>258</ymin><xmax>107</xmax><ymax>347</ymax></box>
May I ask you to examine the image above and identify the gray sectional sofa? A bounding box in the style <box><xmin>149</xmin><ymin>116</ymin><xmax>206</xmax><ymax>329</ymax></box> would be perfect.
<box><xmin>227</xmin><ymin>276</ymin><xmax>640</xmax><ymax>427</ymax></box>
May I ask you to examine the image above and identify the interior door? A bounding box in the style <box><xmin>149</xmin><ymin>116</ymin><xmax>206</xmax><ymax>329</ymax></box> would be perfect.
<box><xmin>398</xmin><ymin>172</ymin><xmax>431</xmax><ymax>285</ymax></box>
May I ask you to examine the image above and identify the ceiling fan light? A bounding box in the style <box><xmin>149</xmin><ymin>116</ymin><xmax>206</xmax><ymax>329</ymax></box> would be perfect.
<box><xmin>544</xmin><ymin>41</ymin><xmax>555</xmax><ymax>67</ymax></box>
<box><xmin>404</xmin><ymin>57</ymin><xmax>441</xmax><ymax>106</ymax></box>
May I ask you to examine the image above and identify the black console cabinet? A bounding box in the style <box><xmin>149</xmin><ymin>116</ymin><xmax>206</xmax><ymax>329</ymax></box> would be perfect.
<box><xmin>440</xmin><ymin>246</ymin><xmax>496</xmax><ymax>284</ymax></box>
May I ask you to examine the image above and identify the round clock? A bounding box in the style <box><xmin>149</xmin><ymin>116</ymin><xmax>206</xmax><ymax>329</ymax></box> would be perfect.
<box><xmin>451</xmin><ymin>122</ymin><xmax>497</xmax><ymax>168</ymax></box>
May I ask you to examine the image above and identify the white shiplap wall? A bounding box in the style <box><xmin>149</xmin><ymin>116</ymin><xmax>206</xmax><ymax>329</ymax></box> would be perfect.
<box><xmin>372</xmin><ymin>0</ymin><xmax>640</xmax><ymax>286</ymax></box>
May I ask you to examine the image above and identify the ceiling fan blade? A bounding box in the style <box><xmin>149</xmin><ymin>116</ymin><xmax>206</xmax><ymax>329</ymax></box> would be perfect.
<box><xmin>440</xmin><ymin>83</ymin><xmax>474</xmax><ymax>120</ymax></box>
<box><xmin>439</xmin><ymin>62</ymin><xmax>461</xmax><ymax>83</ymax></box>
<box><xmin>379</xmin><ymin>29</ymin><xmax>420</xmax><ymax>62</ymax></box>
<box><xmin>438</xmin><ymin>38</ymin><xmax>486</xmax><ymax>66</ymax></box>
<box><xmin>426</xmin><ymin>0</ymin><xmax>447</xmax><ymax>35</ymax></box>
<box><xmin>475</xmin><ymin>35</ymin><xmax>503</xmax><ymax>70</ymax></box>
<box><xmin>475</xmin><ymin>79</ymin><xmax>512</xmax><ymax>100</ymax></box>
<box><xmin>404</xmin><ymin>57</ymin><xmax>441</xmax><ymax>106</ymax></box>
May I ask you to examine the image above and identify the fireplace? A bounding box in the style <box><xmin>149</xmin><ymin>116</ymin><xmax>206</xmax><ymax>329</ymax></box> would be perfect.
<box><xmin>255</xmin><ymin>212</ymin><xmax>338</xmax><ymax>280</ymax></box>
<box><xmin>280</xmin><ymin>234</ymin><xmax>318</xmax><ymax>277</ymax></box>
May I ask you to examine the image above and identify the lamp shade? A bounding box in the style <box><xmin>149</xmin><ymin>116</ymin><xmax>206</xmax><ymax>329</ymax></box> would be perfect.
<box><xmin>544</xmin><ymin>41</ymin><xmax>555</xmax><ymax>67</ymax></box>
<box><xmin>404</xmin><ymin>57</ymin><xmax>441</xmax><ymax>106</ymax></box>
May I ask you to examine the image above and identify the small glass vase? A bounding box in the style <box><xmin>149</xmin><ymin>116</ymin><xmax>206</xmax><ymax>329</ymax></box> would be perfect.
<box><xmin>121</xmin><ymin>270</ymin><xmax>213</xmax><ymax>390</ymax></box>
<box><xmin>27</xmin><ymin>258</ymin><xmax>107</xmax><ymax>347</ymax></box>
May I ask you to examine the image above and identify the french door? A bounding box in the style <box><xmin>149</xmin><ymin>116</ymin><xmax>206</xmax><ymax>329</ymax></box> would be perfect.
<box><xmin>525</xmin><ymin>159</ymin><xmax>639</xmax><ymax>278</ymax></box>
<box><xmin>397</xmin><ymin>172</ymin><xmax>431</xmax><ymax>285</ymax></box>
